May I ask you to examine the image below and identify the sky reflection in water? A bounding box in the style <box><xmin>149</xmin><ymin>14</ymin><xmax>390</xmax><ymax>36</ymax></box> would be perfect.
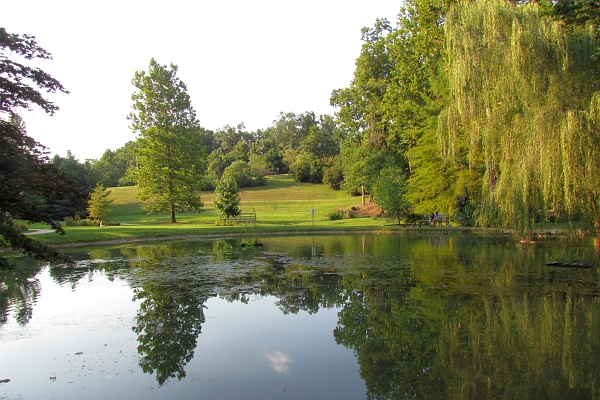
<box><xmin>0</xmin><ymin>252</ymin><xmax>364</xmax><ymax>399</ymax></box>
<box><xmin>1</xmin><ymin>233</ymin><xmax>600</xmax><ymax>399</ymax></box>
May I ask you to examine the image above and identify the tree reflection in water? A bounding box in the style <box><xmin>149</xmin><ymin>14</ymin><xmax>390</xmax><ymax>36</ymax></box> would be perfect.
<box><xmin>2</xmin><ymin>234</ymin><xmax>600</xmax><ymax>397</ymax></box>
<box><xmin>439</xmin><ymin>293</ymin><xmax>600</xmax><ymax>399</ymax></box>
<box><xmin>0</xmin><ymin>257</ymin><xmax>46</xmax><ymax>325</ymax></box>
<box><xmin>132</xmin><ymin>285</ymin><xmax>206</xmax><ymax>385</ymax></box>
<box><xmin>126</xmin><ymin>242</ymin><xmax>211</xmax><ymax>386</ymax></box>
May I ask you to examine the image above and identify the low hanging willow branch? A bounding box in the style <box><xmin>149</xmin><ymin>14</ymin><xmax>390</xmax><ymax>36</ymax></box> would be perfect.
<box><xmin>439</xmin><ymin>0</ymin><xmax>600</xmax><ymax>233</ymax></box>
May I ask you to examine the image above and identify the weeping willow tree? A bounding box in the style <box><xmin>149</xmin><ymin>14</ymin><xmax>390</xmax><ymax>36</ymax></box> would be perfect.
<box><xmin>438</xmin><ymin>0</ymin><xmax>600</xmax><ymax>233</ymax></box>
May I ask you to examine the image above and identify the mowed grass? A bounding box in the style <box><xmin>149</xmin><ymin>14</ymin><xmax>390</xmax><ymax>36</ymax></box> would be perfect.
<box><xmin>35</xmin><ymin>175</ymin><xmax>388</xmax><ymax>245</ymax></box>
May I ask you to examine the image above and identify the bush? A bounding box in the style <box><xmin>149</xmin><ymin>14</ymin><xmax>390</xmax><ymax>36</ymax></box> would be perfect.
<box><xmin>455</xmin><ymin>188</ymin><xmax>476</xmax><ymax>227</ymax></box>
<box><xmin>223</xmin><ymin>161</ymin><xmax>266</xmax><ymax>188</ymax></box>
<box><xmin>63</xmin><ymin>216</ymin><xmax>100</xmax><ymax>226</ymax></box>
<box><xmin>323</xmin><ymin>165</ymin><xmax>343</xmax><ymax>190</ymax></box>
<box><xmin>326</xmin><ymin>210</ymin><xmax>345</xmax><ymax>220</ymax></box>
<box><xmin>13</xmin><ymin>221</ymin><xmax>29</xmax><ymax>232</ymax></box>
<box><xmin>326</xmin><ymin>207</ymin><xmax>357</xmax><ymax>220</ymax></box>
<box><xmin>290</xmin><ymin>152</ymin><xmax>324</xmax><ymax>183</ymax></box>
<box><xmin>404</xmin><ymin>213</ymin><xmax>424</xmax><ymax>225</ymax></box>
<box><xmin>200</xmin><ymin>171</ymin><xmax>219</xmax><ymax>191</ymax></box>
<box><xmin>213</xmin><ymin>177</ymin><xmax>241</xmax><ymax>219</ymax></box>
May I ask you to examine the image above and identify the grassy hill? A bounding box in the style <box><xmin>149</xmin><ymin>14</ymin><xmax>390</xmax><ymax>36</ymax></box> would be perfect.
<box><xmin>35</xmin><ymin>175</ymin><xmax>389</xmax><ymax>245</ymax></box>
<box><xmin>108</xmin><ymin>175</ymin><xmax>361</xmax><ymax>224</ymax></box>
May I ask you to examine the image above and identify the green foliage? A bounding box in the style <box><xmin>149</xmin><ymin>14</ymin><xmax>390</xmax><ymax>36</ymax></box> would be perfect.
<box><xmin>553</xmin><ymin>0</ymin><xmax>600</xmax><ymax>29</ymax></box>
<box><xmin>454</xmin><ymin>187</ymin><xmax>476</xmax><ymax>227</ymax></box>
<box><xmin>248</xmin><ymin>154</ymin><xmax>268</xmax><ymax>174</ymax></box>
<box><xmin>440</xmin><ymin>0</ymin><xmax>600</xmax><ymax>232</ymax></box>
<box><xmin>87</xmin><ymin>184</ymin><xmax>113</xmax><ymax>222</ymax></box>
<box><xmin>406</xmin><ymin>127</ymin><xmax>466</xmax><ymax>215</ymax></box>
<box><xmin>222</xmin><ymin>160</ymin><xmax>266</xmax><ymax>188</ymax></box>
<box><xmin>339</xmin><ymin>143</ymin><xmax>387</xmax><ymax>197</ymax></box>
<box><xmin>323</xmin><ymin>165</ymin><xmax>344</xmax><ymax>190</ymax></box>
<box><xmin>269</xmin><ymin>111</ymin><xmax>317</xmax><ymax>149</ymax></box>
<box><xmin>290</xmin><ymin>151</ymin><xmax>324</xmax><ymax>183</ymax></box>
<box><xmin>93</xmin><ymin>142</ymin><xmax>137</xmax><ymax>187</ymax></box>
<box><xmin>50</xmin><ymin>150</ymin><xmax>97</xmax><ymax>219</ymax></box>
<box><xmin>52</xmin><ymin>151</ymin><xmax>96</xmax><ymax>191</ymax></box>
<box><xmin>0</xmin><ymin>28</ymin><xmax>86</xmax><ymax>267</ymax></box>
<box><xmin>213</xmin><ymin>177</ymin><xmax>241</xmax><ymax>219</ymax></box>
<box><xmin>128</xmin><ymin>59</ymin><xmax>207</xmax><ymax>223</ymax></box>
<box><xmin>331</xmin><ymin>18</ymin><xmax>398</xmax><ymax>197</ymax></box>
<box><xmin>0</xmin><ymin>28</ymin><xmax>69</xmax><ymax>115</ymax></box>
<box><xmin>63</xmin><ymin>216</ymin><xmax>99</xmax><ymax>226</ymax></box>
<box><xmin>300</xmin><ymin>125</ymin><xmax>339</xmax><ymax>158</ymax></box>
<box><xmin>404</xmin><ymin>212</ymin><xmax>424</xmax><ymax>225</ymax></box>
<box><xmin>326</xmin><ymin>209</ymin><xmax>346</xmax><ymax>221</ymax></box>
<box><xmin>373</xmin><ymin>166</ymin><xmax>411</xmax><ymax>225</ymax></box>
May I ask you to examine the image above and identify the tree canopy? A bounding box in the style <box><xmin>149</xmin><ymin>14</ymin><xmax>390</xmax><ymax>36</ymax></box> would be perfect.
<box><xmin>439</xmin><ymin>0</ymin><xmax>600</xmax><ymax>232</ymax></box>
<box><xmin>128</xmin><ymin>59</ymin><xmax>207</xmax><ymax>223</ymax></box>
<box><xmin>27</xmin><ymin>0</ymin><xmax>600</xmax><ymax>235</ymax></box>
<box><xmin>0</xmin><ymin>27</ymin><xmax>84</xmax><ymax>267</ymax></box>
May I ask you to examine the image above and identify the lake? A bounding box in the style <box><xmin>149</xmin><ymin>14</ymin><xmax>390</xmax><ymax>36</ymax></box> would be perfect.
<box><xmin>1</xmin><ymin>233</ymin><xmax>600</xmax><ymax>399</ymax></box>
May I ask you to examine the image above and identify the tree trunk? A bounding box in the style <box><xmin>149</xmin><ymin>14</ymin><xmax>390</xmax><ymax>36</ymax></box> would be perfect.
<box><xmin>361</xmin><ymin>185</ymin><xmax>365</xmax><ymax>206</ymax></box>
<box><xmin>170</xmin><ymin>202</ymin><xmax>176</xmax><ymax>223</ymax></box>
<box><xmin>589</xmin><ymin>195</ymin><xmax>600</xmax><ymax>237</ymax></box>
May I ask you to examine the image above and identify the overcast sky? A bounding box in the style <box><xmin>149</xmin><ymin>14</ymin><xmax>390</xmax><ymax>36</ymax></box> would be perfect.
<box><xmin>4</xmin><ymin>1</ymin><xmax>401</xmax><ymax>160</ymax></box>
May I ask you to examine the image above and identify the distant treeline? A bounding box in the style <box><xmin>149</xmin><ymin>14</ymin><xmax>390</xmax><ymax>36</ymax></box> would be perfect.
<box><xmin>57</xmin><ymin>0</ymin><xmax>600</xmax><ymax>233</ymax></box>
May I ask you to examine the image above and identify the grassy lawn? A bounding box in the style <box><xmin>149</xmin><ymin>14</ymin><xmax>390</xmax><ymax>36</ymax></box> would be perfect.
<box><xmin>33</xmin><ymin>175</ymin><xmax>403</xmax><ymax>245</ymax></box>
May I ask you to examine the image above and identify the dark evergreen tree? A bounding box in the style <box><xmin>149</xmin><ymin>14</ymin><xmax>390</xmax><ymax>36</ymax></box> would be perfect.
<box><xmin>0</xmin><ymin>28</ymin><xmax>86</xmax><ymax>267</ymax></box>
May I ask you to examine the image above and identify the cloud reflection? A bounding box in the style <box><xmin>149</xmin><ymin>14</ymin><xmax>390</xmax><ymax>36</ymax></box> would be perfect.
<box><xmin>266</xmin><ymin>351</ymin><xmax>293</xmax><ymax>374</ymax></box>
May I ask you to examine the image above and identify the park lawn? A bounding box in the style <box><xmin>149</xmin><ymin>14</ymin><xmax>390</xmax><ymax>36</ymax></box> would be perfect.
<box><xmin>35</xmin><ymin>175</ymin><xmax>391</xmax><ymax>245</ymax></box>
<box><xmin>109</xmin><ymin>175</ymin><xmax>360</xmax><ymax>224</ymax></box>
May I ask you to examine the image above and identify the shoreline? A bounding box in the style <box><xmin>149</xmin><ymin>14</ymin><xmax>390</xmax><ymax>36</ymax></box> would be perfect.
<box><xmin>47</xmin><ymin>226</ymin><xmax>525</xmax><ymax>249</ymax></box>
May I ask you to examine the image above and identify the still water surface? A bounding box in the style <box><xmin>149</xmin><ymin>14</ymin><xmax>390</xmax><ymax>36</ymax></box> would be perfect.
<box><xmin>1</xmin><ymin>233</ymin><xmax>600</xmax><ymax>399</ymax></box>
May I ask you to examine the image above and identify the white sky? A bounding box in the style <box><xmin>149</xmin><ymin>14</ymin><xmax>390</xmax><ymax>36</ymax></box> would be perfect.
<box><xmin>4</xmin><ymin>0</ymin><xmax>401</xmax><ymax>161</ymax></box>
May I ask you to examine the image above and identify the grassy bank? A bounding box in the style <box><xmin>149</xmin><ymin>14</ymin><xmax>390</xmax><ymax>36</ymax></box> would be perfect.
<box><xmin>33</xmin><ymin>175</ymin><xmax>437</xmax><ymax>246</ymax></box>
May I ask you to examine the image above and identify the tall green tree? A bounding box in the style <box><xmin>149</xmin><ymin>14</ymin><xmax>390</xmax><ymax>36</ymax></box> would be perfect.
<box><xmin>300</xmin><ymin>125</ymin><xmax>339</xmax><ymax>158</ymax></box>
<box><xmin>373</xmin><ymin>165</ymin><xmax>411</xmax><ymax>225</ymax></box>
<box><xmin>52</xmin><ymin>150</ymin><xmax>96</xmax><ymax>192</ymax></box>
<box><xmin>332</xmin><ymin>17</ymin><xmax>413</xmax><ymax>204</ymax></box>
<box><xmin>50</xmin><ymin>150</ymin><xmax>97</xmax><ymax>218</ymax></box>
<box><xmin>383</xmin><ymin>0</ymin><xmax>461</xmax><ymax>215</ymax></box>
<box><xmin>269</xmin><ymin>111</ymin><xmax>316</xmax><ymax>150</ymax></box>
<box><xmin>553</xmin><ymin>0</ymin><xmax>600</xmax><ymax>29</ymax></box>
<box><xmin>439</xmin><ymin>0</ymin><xmax>600</xmax><ymax>232</ymax></box>
<box><xmin>0</xmin><ymin>28</ymin><xmax>85</xmax><ymax>267</ymax></box>
<box><xmin>128</xmin><ymin>59</ymin><xmax>207</xmax><ymax>223</ymax></box>
<box><xmin>87</xmin><ymin>184</ymin><xmax>113</xmax><ymax>222</ymax></box>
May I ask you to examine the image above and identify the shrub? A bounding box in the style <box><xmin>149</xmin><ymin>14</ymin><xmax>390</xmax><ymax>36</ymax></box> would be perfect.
<box><xmin>455</xmin><ymin>188</ymin><xmax>476</xmax><ymax>227</ymax></box>
<box><xmin>323</xmin><ymin>165</ymin><xmax>343</xmax><ymax>190</ymax></box>
<box><xmin>213</xmin><ymin>177</ymin><xmax>241</xmax><ymax>219</ymax></box>
<box><xmin>290</xmin><ymin>152</ymin><xmax>324</xmax><ymax>183</ymax></box>
<box><xmin>13</xmin><ymin>221</ymin><xmax>29</xmax><ymax>232</ymax></box>
<box><xmin>327</xmin><ymin>210</ymin><xmax>345</xmax><ymax>220</ymax></box>
<box><xmin>223</xmin><ymin>161</ymin><xmax>266</xmax><ymax>188</ymax></box>
<box><xmin>63</xmin><ymin>216</ymin><xmax>99</xmax><ymax>226</ymax></box>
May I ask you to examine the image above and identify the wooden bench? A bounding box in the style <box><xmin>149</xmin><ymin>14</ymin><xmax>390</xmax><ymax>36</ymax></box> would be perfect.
<box><xmin>422</xmin><ymin>213</ymin><xmax>450</xmax><ymax>227</ymax></box>
<box><xmin>220</xmin><ymin>212</ymin><xmax>256</xmax><ymax>225</ymax></box>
